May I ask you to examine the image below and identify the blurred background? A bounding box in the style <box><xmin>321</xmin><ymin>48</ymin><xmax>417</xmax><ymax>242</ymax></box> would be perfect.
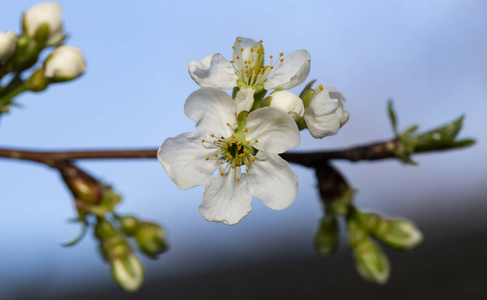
<box><xmin>0</xmin><ymin>0</ymin><xmax>486</xmax><ymax>299</ymax></box>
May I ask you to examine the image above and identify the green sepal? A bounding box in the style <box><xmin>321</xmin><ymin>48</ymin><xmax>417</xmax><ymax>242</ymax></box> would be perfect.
<box><xmin>299</xmin><ymin>79</ymin><xmax>316</xmax><ymax>98</ymax></box>
<box><xmin>329</xmin><ymin>187</ymin><xmax>355</xmax><ymax>216</ymax></box>
<box><xmin>251</xmin><ymin>88</ymin><xmax>267</xmax><ymax>111</ymax></box>
<box><xmin>62</xmin><ymin>217</ymin><xmax>88</xmax><ymax>247</ymax></box>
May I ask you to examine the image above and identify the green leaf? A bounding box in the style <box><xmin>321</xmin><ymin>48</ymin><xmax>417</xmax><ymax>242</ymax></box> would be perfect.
<box><xmin>387</xmin><ymin>100</ymin><xmax>398</xmax><ymax>136</ymax></box>
<box><xmin>299</xmin><ymin>79</ymin><xmax>316</xmax><ymax>98</ymax></box>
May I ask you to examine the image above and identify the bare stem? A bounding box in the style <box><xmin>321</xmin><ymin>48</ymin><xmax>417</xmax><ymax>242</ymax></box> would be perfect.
<box><xmin>0</xmin><ymin>137</ymin><xmax>456</xmax><ymax>169</ymax></box>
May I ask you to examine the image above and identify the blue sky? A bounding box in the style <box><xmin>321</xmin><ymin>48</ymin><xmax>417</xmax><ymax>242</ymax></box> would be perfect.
<box><xmin>0</xmin><ymin>0</ymin><xmax>486</xmax><ymax>296</ymax></box>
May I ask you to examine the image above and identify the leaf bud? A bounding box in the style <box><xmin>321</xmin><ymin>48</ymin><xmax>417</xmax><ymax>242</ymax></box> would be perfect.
<box><xmin>135</xmin><ymin>222</ymin><xmax>168</xmax><ymax>259</ymax></box>
<box><xmin>352</xmin><ymin>238</ymin><xmax>391</xmax><ymax>285</ymax></box>
<box><xmin>314</xmin><ymin>213</ymin><xmax>339</xmax><ymax>256</ymax></box>
<box><xmin>110</xmin><ymin>253</ymin><xmax>144</xmax><ymax>292</ymax></box>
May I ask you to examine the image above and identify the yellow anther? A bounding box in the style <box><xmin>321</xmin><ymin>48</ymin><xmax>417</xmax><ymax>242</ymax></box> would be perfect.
<box><xmin>231</xmin><ymin>165</ymin><xmax>235</xmax><ymax>169</ymax></box>
<box><xmin>236</xmin><ymin>178</ymin><xmax>241</xmax><ymax>182</ymax></box>
<box><xmin>246</xmin><ymin>141</ymin><xmax>250</xmax><ymax>145</ymax></box>
<box><xmin>246</xmin><ymin>169</ymin><xmax>249</xmax><ymax>173</ymax></box>
<box><xmin>255</xmin><ymin>139</ymin><xmax>259</xmax><ymax>143</ymax></box>
<box><xmin>210</xmin><ymin>134</ymin><xmax>215</xmax><ymax>137</ymax></box>
<box><xmin>250</xmin><ymin>157</ymin><xmax>255</xmax><ymax>162</ymax></box>
<box><xmin>280</xmin><ymin>58</ymin><xmax>284</xmax><ymax>62</ymax></box>
<box><xmin>244</xmin><ymin>128</ymin><xmax>248</xmax><ymax>133</ymax></box>
<box><xmin>224</xmin><ymin>145</ymin><xmax>228</xmax><ymax>149</ymax></box>
<box><xmin>240</xmin><ymin>48</ymin><xmax>243</xmax><ymax>51</ymax></box>
<box><xmin>213</xmin><ymin>141</ymin><xmax>216</xmax><ymax>145</ymax></box>
<box><xmin>259</xmin><ymin>40</ymin><xmax>263</xmax><ymax>43</ymax></box>
<box><xmin>318</xmin><ymin>84</ymin><xmax>323</xmax><ymax>91</ymax></box>
<box><xmin>220</xmin><ymin>172</ymin><xmax>224</xmax><ymax>176</ymax></box>
<box><xmin>230</xmin><ymin>60</ymin><xmax>234</xmax><ymax>64</ymax></box>
<box><xmin>215</xmin><ymin>153</ymin><xmax>218</xmax><ymax>157</ymax></box>
<box><xmin>245</xmin><ymin>162</ymin><xmax>249</xmax><ymax>166</ymax></box>
<box><xmin>232</xmin><ymin>46</ymin><xmax>235</xmax><ymax>49</ymax></box>
<box><xmin>270</xmin><ymin>66</ymin><xmax>274</xmax><ymax>69</ymax></box>
<box><xmin>279</xmin><ymin>52</ymin><xmax>284</xmax><ymax>57</ymax></box>
<box><xmin>201</xmin><ymin>139</ymin><xmax>205</xmax><ymax>143</ymax></box>
<box><xmin>226</xmin><ymin>153</ymin><xmax>231</xmax><ymax>157</ymax></box>
<box><xmin>250</xmin><ymin>48</ymin><xmax>254</xmax><ymax>52</ymax></box>
<box><xmin>226</xmin><ymin>123</ymin><xmax>230</xmax><ymax>126</ymax></box>
<box><xmin>269</xmin><ymin>55</ymin><xmax>273</xmax><ymax>59</ymax></box>
<box><xmin>252</xmin><ymin>66</ymin><xmax>256</xmax><ymax>70</ymax></box>
<box><xmin>236</xmin><ymin>56</ymin><xmax>240</xmax><ymax>59</ymax></box>
<box><xmin>205</xmin><ymin>157</ymin><xmax>209</xmax><ymax>161</ymax></box>
<box><xmin>238</xmin><ymin>39</ymin><xmax>241</xmax><ymax>43</ymax></box>
<box><xmin>229</xmin><ymin>142</ymin><xmax>233</xmax><ymax>146</ymax></box>
<box><xmin>237</xmin><ymin>146</ymin><xmax>242</xmax><ymax>150</ymax></box>
<box><xmin>231</xmin><ymin>135</ymin><xmax>235</xmax><ymax>139</ymax></box>
<box><xmin>220</xmin><ymin>161</ymin><xmax>224</xmax><ymax>164</ymax></box>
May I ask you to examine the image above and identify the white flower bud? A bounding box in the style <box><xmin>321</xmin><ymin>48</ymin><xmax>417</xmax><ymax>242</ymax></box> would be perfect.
<box><xmin>0</xmin><ymin>31</ymin><xmax>17</xmax><ymax>64</ymax></box>
<box><xmin>353</xmin><ymin>238</ymin><xmax>390</xmax><ymax>285</ymax></box>
<box><xmin>375</xmin><ymin>219</ymin><xmax>423</xmax><ymax>250</ymax></box>
<box><xmin>264</xmin><ymin>90</ymin><xmax>304</xmax><ymax>121</ymax></box>
<box><xmin>111</xmin><ymin>254</ymin><xmax>144</xmax><ymax>292</ymax></box>
<box><xmin>44</xmin><ymin>45</ymin><xmax>86</xmax><ymax>81</ymax></box>
<box><xmin>23</xmin><ymin>2</ymin><xmax>63</xmax><ymax>45</ymax></box>
<box><xmin>303</xmin><ymin>85</ymin><xmax>349</xmax><ymax>139</ymax></box>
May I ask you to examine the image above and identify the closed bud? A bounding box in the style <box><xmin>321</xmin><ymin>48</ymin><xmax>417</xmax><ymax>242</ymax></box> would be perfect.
<box><xmin>23</xmin><ymin>2</ymin><xmax>64</xmax><ymax>46</ymax></box>
<box><xmin>346</xmin><ymin>217</ymin><xmax>368</xmax><ymax>248</ymax></box>
<box><xmin>374</xmin><ymin>219</ymin><xmax>423</xmax><ymax>250</ymax></box>
<box><xmin>353</xmin><ymin>238</ymin><xmax>390</xmax><ymax>285</ymax></box>
<box><xmin>135</xmin><ymin>222</ymin><xmax>168</xmax><ymax>259</ymax></box>
<box><xmin>262</xmin><ymin>90</ymin><xmax>305</xmax><ymax>121</ymax></box>
<box><xmin>314</xmin><ymin>213</ymin><xmax>339</xmax><ymax>256</ymax></box>
<box><xmin>119</xmin><ymin>216</ymin><xmax>140</xmax><ymax>236</ymax></box>
<box><xmin>60</xmin><ymin>164</ymin><xmax>102</xmax><ymax>205</ymax></box>
<box><xmin>0</xmin><ymin>31</ymin><xmax>17</xmax><ymax>65</ymax></box>
<box><xmin>94</xmin><ymin>219</ymin><xmax>118</xmax><ymax>241</ymax></box>
<box><xmin>44</xmin><ymin>45</ymin><xmax>86</xmax><ymax>81</ymax></box>
<box><xmin>111</xmin><ymin>253</ymin><xmax>144</xmax><ymax>292</ymax></box>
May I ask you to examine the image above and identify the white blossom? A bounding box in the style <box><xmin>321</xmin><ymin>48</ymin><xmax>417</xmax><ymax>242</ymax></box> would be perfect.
<box><xmin>24</xmin><ymin>2</ymin><xmax>63</xmax><ymax>46</ymax></box>
<box><xmin>304</xmin><ymin>85</ymin><xmax>349</xmax><ymax>139</ymax></box>
<box><xmin>189</xmin><ymin>37</ymin><xmax>310</xmax><ymax>92</ymax></box>
<box><xmin>158</xmin><ymin>87</ymin><xmax>300</xmax><ymax>225</ymax></box>
<box><xmin>0</xmin><ymin>31</ymin><xmax>17</xmax><ymax>64</ymax></box>
<box><xmin>264</xmin><ymin>90</ymin><xmax>304</xmax><ymax>121</ymax></box>
<box><xmin>44</xmin><ymin>45</ymin><xmax>86</xmax><ymax>80</ymax></box>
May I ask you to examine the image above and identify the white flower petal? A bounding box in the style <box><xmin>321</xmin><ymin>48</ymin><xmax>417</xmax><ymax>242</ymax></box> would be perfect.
<box><xmin>24</xmin><ymin>2</ymin><xmax>63</xmax><ymax>46</ymax></box>
<box><xmin>266</xmin><ymin>90</ymin><xmax>304</xmax><ymax>121</ymax></box>
<box><xmin>44</xmin><ymin>45</ymin><xmax>86</xmax><ymax>80</ymax></box>
<box><xmin>246</xmin><ymin>107</ymin><xmax>300</xmax><ymax>154</ymax></box>
<box><xmin>304</xmin><ymin>105</ymin><xmax>341</xmax><ymax>139</ymax></box>
<box><xmin>157</xmin><ymin>132</ymin><xmax>219</xmax><ymax>190</ymax></box>
<box><xmin>249</xmin><ymin>152</ymin><xmax>298</xmax><ymax>210</ymax></box>
<box><xmin>234</xmin><ymin>86</ymin><xmax>255</xmax><ymax>114</ymax></box>
<box><xmin>188</xmin><ymin>53</ymin><xmax>238</xmax><ymax>89</ymax></box>
<box><xmin>340</xmin><ymin>110</ymin><xmax>350</xmax><ymax>127</ymax></box>
<box><xmin>0</xmin><ymin>31</ymin><xmax>17</xmax><ymax>64</ymax></box>
<box><xmin>323</xmin><ymin>86</ymin><xmax>346</xmax><ymax>104</ymax></box>
<box><xmin>309</xmin><ymin>92</ymin><xmax>339</xmax><ymax>115</ymax></box>
<box><xmin>264</xmin><ymin>50</ymin><xmax>311</xmax><ymax>90</ymax></box>
<box><xmin>234</xmin><ymin>37</ymin><xmax>261</xmax><ymax>64</ymax></box>
<box><xmin>184</xmin><ymin>87</ymin><xmax>237</xmax><ymax>137</ymax></box>
<box><xmin>200</xmin><ymin>172</ymin><xmax>252</xmax><ymax>225</ymax></box>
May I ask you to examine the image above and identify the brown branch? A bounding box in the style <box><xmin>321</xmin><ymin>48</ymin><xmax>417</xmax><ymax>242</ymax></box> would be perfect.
<box><xmin>0</xmin><ymin>137</ymin><xmax>451</xmax><ymax>168</ymax></box>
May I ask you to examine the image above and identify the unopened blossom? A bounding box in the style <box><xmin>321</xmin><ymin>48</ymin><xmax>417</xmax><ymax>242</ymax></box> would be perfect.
<box><xmin>303</xmin><ymin>85</ymin><xmax>349</xmax><ymax>139</ymax></box>
<box><xmin>263</xmin><ymin>90</ymin><xmax>305</xmax><ymax>121</ymax></box>
<box><xmin>188</xmin><ymin>37</ymin><xmax>311</xmax><ymax>112</ymax></box>
<box><xmin>158</xmin><ymin>87</ymin><xmax>300</xmax><ymax>225</ymax></box>
<box><xmin>23</xmin><ymin>2</ymin><xmax>63</xmax><ymax>45</ymax></box>
<box><xmin>44</xmin><ymin>45</ymin><xmax>86</xmax><ymax>81</ymax></box>
<box><xmin>0</xmin><ymin>31</ymin><xmax>17</xmax><ymax>64</ymax></box>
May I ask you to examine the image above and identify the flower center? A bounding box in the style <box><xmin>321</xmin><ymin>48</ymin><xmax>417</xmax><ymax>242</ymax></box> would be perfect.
<box><xmin>202</xmin><ymin>128</ymin><xmax>258</xmax><ymax>181</ymax></box>
<box><xmin>229</xmin><ymin>39</ymin><xmax>285</xmax><ymax>89</ymax></box>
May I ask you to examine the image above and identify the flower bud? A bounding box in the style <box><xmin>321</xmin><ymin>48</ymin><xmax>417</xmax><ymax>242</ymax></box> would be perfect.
<box><xmin>314</xmin><ymin>213</ymin><xmax>339</xmax><ymax>256</ymax></box>
<box><xmin>262</xmin><ymin>90</ymin><xmax>304</xmax><ymax>121</ymax></box>
<box><xmin>303</xmin><ymin>85</ymin><xmax>349</xmax><ymax>139</ymax></box>
<box><xmin>25</xmin><ymin>69</ymin><xmax>50</xmax><ymax>92</ymax></box>
<box><xmin>60</xmin><ymin>164</ymin><xmax>102</xmax><ymax>205</ymax></box>
<box><xmin>119</xmin><ymin>216</ymin><xmax>140</xmax><ymax>236</ymax></box>
<box><xmin>44</xmin><ymin>45</ymin><xmax>86</xmax><ymax>81</ymax></box>
<box><xmin>135</xmin><ymin>222</ymin><xmax>168</xmax><ymax>259</ymax></box>
<box><xmin>95</xmin><ymin>219</ymin><xmax>118</xmax><ymax>241</ymax></box>
<box><xmin>111</xmin><ymin>253</ymin><xmax>144</xmax><ymax>292</ymax></box>
<box><xmin>0</xmin><ymin>31</ymin><xmax>17</xmax><ymax>65</ymax></box>
<box><xmin>23</xmin><ymin>2</ymin><xmax>64</xmax><ymax>46</ymax></box>
<box><xmin>374</xmin><ymin>219</ymin><xmax>423</xmax><ymax>250</ymax></box>
<box><xmin>352</xmin><ymin>238</ymin><xmax>390</xmax><ymax>285</ymax></box>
